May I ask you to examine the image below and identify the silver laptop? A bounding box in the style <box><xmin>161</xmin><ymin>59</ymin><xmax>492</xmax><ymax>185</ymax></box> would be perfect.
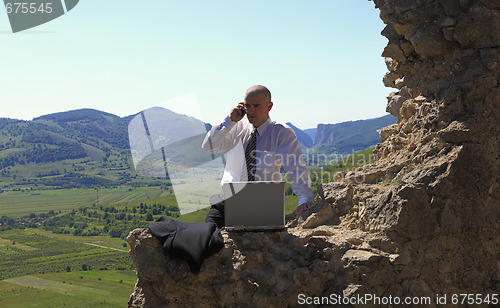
<box><xmin>223</xmin><ymin>181</ymin><xmax>285</xmax><ymax>231</ymax></box>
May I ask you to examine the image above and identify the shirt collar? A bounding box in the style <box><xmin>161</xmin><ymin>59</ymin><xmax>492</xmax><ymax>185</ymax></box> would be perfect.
<box><xmin>253</xmin><ymin>117</ymin><xmax>272</xmax><ymax>136</ymax></box>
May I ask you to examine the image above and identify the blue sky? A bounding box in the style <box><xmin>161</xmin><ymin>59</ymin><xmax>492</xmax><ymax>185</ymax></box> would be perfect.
<box><xmin>1</xmin><ymin>0</ymin><xmax>390</xmax><ymax>129</ymax></box>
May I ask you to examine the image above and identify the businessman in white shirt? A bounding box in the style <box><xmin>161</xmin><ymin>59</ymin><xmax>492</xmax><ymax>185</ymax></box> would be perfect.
<box><xmin>202</xmin><ymin>85</ymin><xmax>313</xmax><ymax>228</ymax></box>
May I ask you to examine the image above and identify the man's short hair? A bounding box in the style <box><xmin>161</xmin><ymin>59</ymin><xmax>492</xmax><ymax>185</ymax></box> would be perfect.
<box><xmin>245</xmin><ymin>85</ymin><xmax>272</xmax><ymax>103</ymax></box>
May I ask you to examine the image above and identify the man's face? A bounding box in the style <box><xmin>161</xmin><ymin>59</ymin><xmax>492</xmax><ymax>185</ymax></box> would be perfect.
<box><xmin>244</xmin><ymin>93</ymin><xmax>272</xmax><ymax>128</ymax></box>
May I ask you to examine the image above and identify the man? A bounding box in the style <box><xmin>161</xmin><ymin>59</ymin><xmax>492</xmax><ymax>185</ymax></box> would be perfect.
<box><xmin>202</xmin><ymin>85</ymin><xmax>313</xmax><ymax>228</ymax></box>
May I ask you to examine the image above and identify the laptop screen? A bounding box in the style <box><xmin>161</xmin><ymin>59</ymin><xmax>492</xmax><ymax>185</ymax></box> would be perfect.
<box><xmin>223</xmin><ymin>181</ymin><xmax>285</xmax><ymax>231</ymax></box>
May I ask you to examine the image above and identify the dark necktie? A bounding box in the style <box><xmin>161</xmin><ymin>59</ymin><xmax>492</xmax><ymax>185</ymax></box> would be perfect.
<box><xmin>244</xmin><ymin>130</ymin><xmax>257</xmax><ymax>181</ymax></box>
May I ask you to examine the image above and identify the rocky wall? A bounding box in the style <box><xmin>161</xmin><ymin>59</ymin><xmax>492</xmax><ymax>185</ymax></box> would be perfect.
<box><xmin>127</xmin><ymin>0</ymin><xmax>500</xmax><ymax>307</ymax></box>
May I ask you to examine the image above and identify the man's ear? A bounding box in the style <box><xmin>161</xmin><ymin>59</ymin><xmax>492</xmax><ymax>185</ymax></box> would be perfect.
<box><xmin>268</xmin><ymin>101</ymin><xmax>273</xmax><ymax>112</ymax></box>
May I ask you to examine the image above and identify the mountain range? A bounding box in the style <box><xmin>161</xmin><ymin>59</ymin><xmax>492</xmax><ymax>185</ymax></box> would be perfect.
<box><xmin>0</xmin><ymin>108</ymin><xmax>395</xmax><ymax>190</ymax></box>
<box><xmin>312</xmin><ymin>115</ymin><xmax>396</xmax><ymax>153</ymax></box>
<box><xmin>287</xmin><ymin>114</ymin><xmax>396</xmax><ymax>154</ymax></box>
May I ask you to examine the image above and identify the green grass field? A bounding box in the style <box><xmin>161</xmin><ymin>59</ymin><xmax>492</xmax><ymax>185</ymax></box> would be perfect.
<box><xmin>30</xmin><ymin>229</ymin><xmax>129</xmax><ymax>251</ymax></box>
<box><xmin>0</xmin><ymin>228</ymin><xmax>136</xmax><ymax>307</ymax></box>
<box><xmin>0</xmin><ymin>229</ymin><xmax>133</xmax><ymax>281</ymax></box>
<box><xmin>0</xmin><ymin>270</ymin><xmax>136</xmax><ymax>307</ymax></box>
<box><xmin>0</xmin><ymin>186</ymin><xmax>172</xmax><ymax>217</ymax></box>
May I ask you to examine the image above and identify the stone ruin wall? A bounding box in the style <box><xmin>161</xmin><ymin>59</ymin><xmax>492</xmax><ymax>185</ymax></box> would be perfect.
<box><xmin>127</xmin><ymin>0</ymin><xmax>500</xmax><ymax>307</ymax></box>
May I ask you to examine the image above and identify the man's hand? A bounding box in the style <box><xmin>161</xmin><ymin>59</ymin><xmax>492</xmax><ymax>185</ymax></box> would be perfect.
<box><xmin>230</xmin><ymin>102</ymin><xmax>246</xmax><ymax>122</ymax></box>
<box><xmin>296</xmin><ymin>201</ymin><xmax>312</xmax><ymax>214</ymax></box>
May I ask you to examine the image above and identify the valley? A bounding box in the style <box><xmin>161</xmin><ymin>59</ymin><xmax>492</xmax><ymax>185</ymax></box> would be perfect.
<box><xmin>0</xmin><ymin>108</ymin><xmax>386</xmax><ymax>306</ymax></box>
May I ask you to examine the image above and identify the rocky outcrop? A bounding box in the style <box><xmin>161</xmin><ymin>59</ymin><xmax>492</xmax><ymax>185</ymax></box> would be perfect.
<box><xmin>128</xmin><ymin>0</ymin><xmax>499</xmax><ymax>306</ymax></box>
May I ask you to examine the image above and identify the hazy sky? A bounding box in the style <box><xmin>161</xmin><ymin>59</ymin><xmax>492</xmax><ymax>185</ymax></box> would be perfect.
<box><xmin>1</xmin><ymin>0</ymin><xmax>390</xmax><ymax>129</ymax></box>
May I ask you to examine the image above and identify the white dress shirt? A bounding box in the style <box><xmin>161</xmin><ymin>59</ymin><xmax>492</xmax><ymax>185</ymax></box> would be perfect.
<box><xmin>202</xmin><ymin>116</ymin><xmax>313</xmax><ymax>205</ymax></box>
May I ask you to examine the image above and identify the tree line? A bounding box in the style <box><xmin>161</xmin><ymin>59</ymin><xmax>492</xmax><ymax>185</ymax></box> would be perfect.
<box><xmin>1</xmin><ymin>203</ymin><xmax>181</xmax><ymax>239</ymax></box>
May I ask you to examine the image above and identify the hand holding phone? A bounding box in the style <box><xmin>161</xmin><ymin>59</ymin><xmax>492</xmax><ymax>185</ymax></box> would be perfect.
<box><xmin>230</xmin><ymin>102</ymin><xmax>246</xmax><ymax>122</ymax></box>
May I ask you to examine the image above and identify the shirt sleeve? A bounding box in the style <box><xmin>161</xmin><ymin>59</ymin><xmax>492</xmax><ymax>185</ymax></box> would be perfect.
<box><xmin>201</xmin><ymin>116</ymin><xmax>241</xmax><ymax>154</ymax></box>
<box><xmin>277</xmin><ymin>127</ymin><xmax>314</xmax><ymax>205</ymax></box>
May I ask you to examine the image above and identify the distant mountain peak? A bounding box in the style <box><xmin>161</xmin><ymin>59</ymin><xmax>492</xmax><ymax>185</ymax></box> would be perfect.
<box><xmin>285</xmin><ymin>122</ymin><xmax>314</xmax><ymax>149</ymax></box>
<box><xmin>34</xmin><ymin>108</ymin><xmax>121</xmax><ymax>123</ymax></box>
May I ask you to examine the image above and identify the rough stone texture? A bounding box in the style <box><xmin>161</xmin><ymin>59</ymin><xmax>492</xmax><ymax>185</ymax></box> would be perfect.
<box><xmin>128</xmin><ymin>0</ymin><xmax>500</xmax><ymax>306</ymax></box>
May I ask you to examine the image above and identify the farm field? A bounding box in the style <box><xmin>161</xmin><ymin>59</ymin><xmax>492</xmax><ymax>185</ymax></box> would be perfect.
<box><xmin>0</xmin><ymin>186</ymin><xmax>173</xmax><ymax>217</ymax></box>
<box><xmin>30</xmin><ymin>229</ymin><xmax>129</xmax><ymax>251</ymax></box>
<box><xmin>0</xmin><ymin>229</ymin><xmax>134</xmax><ymax>281</ymax></box>
<box><xmin>0</xmin><ymin>270</ymin><xmax>136</xmax><ymax>307</ymax></box>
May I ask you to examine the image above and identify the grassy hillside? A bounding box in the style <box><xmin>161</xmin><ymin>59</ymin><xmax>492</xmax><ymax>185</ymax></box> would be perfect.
<box><xmin>0</xmin><ymin>270</ymin><xmax>136</xmax><ymax>307</ymax></box>
<box><xmin>0</xmin><ymin>109</ymin><xmax>179</xmax><ymax>192</ymax></box>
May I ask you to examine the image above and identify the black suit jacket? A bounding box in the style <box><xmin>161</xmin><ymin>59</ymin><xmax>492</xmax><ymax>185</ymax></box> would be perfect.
<box><xmin>148</xmin><ymin>216</ymin><xmax>224</xmax><ymax>273</ymax></box>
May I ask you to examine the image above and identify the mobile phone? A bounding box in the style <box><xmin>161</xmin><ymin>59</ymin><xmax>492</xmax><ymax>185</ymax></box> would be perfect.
<box><xmin>240</xmin><ymin>107</ymin><xmax>246</xmax><ymax>116</ymax></box>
